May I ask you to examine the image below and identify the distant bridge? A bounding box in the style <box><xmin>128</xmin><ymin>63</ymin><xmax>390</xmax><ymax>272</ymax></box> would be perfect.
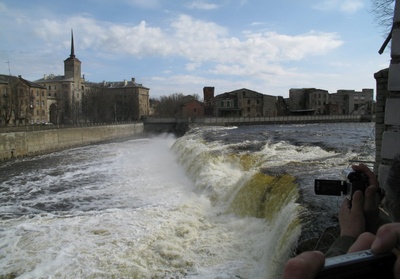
<box><xmin>143</xmin><ymin>114</ymin><xmax>373</xmax><ymax>135</ymax></box>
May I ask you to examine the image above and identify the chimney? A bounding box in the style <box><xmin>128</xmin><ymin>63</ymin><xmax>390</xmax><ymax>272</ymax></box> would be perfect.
<box><xmin>131</xmin><ymin>77</ymin><xmax>135</xmax><ymax>82</ymax></box>
<box><xmin>203</xmin><ymin>87</ymin><xmax>215</xmax><ymax>102</ymax></box>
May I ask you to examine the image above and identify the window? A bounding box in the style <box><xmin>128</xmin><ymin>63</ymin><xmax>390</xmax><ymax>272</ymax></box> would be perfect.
<box><xmin>36</xmin><ymin>101</ymin><xmax>39</xmax><ymax>106</ymax></box>
<box><xmin>221</xmin><ymin>101</ymin><xmax>224</xmax><ymax>107</ymax></box>
<box><xmin>36</xmin><ymin>91</ymin><xmax>39</xmax><ymax>96</ymax></box>
<box><xmin>48</xmin><ymin>85</ymin><xmax>51</xmax><ymax>90</ymax></box>
<box><xmin>247</xmin><ymin>100</ymin><xmax>250</xmax><ymax>105</ymax></box>
<box><xmin>41</xmin><ymin>101</ymin><xmax>44</xmax><ymax>106</ymax></box>
<box><xmin>42</xmin><ymin>110</ymin><xmax>45</xmax><ymax>116</ymax></box>
<box><xmin>42</xmin><ymin>91</ymin><xmax>44</xmax><ymax>97</ymax></box>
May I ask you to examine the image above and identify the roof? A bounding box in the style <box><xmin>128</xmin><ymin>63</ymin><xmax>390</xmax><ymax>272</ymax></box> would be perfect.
<box><xmin>0</xmin><ymin>74</ymin><xmax>45</xmax><ymax>88</ymax></box>
<box><xmin>35</xmin><ymin>74</ymin><xmax>73</xmax><ymax>83</ymax></box>
<box><xmin>90</xmin><ymin>79</ymin><xmax>149</xmax><ymax>90</ymax></box>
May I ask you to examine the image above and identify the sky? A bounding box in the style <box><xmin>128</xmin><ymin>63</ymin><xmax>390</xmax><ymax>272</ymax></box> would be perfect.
<box><xmin>0</xmin><ymin>0</ymin><xmax>394</xmax><ymax>99</ymax></box>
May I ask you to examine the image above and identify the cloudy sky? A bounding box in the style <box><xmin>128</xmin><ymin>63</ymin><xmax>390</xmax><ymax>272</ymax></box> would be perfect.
<box><xmin>0</xmin><ymin>0</ymin><xmax>393</xmax><ymax>98</ymax></box>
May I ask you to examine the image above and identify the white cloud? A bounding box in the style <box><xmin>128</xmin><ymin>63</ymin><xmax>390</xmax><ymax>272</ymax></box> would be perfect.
<box><xmin>313</xmin><ymin>0</ymin><xmax>364</xmax><ymax>13</ymax></box>
<box><xmin>123</xmin><ymin>0</ymin><xmax>162</xmax><ymax>9</ymax></box>
<box><xmin>0</xmin><ymin>7</ymin><xmax>344</xmax><ymax>94</ymax></box>
<box><xmin>340</xmin><ymin>0</ymin><xmax>364</xmax><ymax>13</ymax></box>
<box><xmin>187</xmin><ymin>1</ymin><xmax>219</xmax><ymax>10</ymax></box>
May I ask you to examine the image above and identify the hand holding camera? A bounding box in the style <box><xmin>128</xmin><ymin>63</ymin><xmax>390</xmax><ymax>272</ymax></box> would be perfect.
<box><xmin>309</xmin><ymin>164</ymin><xmax>393</xmax><ymax>278</ymax></box>
<box><xmin>314</xmin><ymin>163</ymin><xmax>385</xmax><ymax>234</ymax></box>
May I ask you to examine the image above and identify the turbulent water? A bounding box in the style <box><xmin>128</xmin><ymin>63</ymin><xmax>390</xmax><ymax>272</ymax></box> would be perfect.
<box><xmin>0</xmin><ymin>122</ymin><xmax>375</xmax><ymax>279</ymax></box>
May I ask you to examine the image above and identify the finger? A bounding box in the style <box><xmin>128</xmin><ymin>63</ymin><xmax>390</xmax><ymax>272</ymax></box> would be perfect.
<box><xmin>348</xmin><ymin>232</ymin><xmax>375</xmax><ymax>253</ymax></box>
<box><xmin>371</xmin><ymin>223</ymin><xmax>400</xmax><ymax>254</ymax></box>
<box><xmin>364</xmin><ymin>185</ymin><xmax>381</xmax><ymax>213</ymax></box>
<box><xmin>340</xmin><ymin>196</ymin><xmax>351</xmax><ymax>212</ymax></box>
<box><xmin>351</xmin><ymin>190</ymin><xmax>364</xmax><ymax>214</ymax></box>
<box><xmin>282</xmin><ymin>251</ymin><xmax>325</xmax><ymax>279</ymax></box>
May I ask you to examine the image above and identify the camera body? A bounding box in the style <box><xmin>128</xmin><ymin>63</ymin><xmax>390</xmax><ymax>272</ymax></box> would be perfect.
<box><xmin>316</xmin><ymin>249</ymin><xmax>396</xmax><ymax>279</ymax></box>
<box><xmin>314</xmin><ymin>169</ymin><xmax>369</xmax><ymax>201</ymax></box>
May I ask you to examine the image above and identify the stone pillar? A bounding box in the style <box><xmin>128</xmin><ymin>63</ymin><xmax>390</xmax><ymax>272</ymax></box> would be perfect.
<box><xmin>375</xmin><ymin>0</ymin><xmax>400</xmax><ymax>191</ymax></box>
<box><xmin>374</xmin><ymin>68</ymin><xmax>389</xmax><ymax>176</ymax></box>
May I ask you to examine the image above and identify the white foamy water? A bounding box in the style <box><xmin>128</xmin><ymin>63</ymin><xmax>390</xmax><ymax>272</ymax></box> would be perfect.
<box><xmin>0</xmin><ymin>123</ymin><xmax>375</xmax><ymax>278</ymax></box>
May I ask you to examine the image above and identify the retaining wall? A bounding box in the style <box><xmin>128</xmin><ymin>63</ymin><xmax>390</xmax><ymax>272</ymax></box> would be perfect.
<box><xmin>0</xmin><ymin>123</ymin><xmax>144</xmax><ymax>161</ymax></box>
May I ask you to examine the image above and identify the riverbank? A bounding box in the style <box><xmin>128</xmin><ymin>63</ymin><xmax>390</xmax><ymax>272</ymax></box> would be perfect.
<box><xmin>0</xmin><ymin>123</ymin><xmax>144</xmax><ymax>161</ymax></box>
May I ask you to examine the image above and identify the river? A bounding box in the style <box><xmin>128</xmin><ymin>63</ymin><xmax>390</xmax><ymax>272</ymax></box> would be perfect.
<box><xmin>0</xmin><ymin>122</ymin><xmax>375</xmax><ymax>279</ymax></box>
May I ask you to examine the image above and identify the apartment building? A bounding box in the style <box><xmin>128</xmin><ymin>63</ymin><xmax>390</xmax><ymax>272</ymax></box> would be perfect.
<box><xmin>0</xmin><ymin>75</ymin><xmax>47</xmax><ymax>126</ymax></box>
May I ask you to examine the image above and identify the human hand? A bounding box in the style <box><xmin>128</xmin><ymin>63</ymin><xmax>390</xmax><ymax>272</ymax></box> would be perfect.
<box><xmin>339</xmin><ymin>190</ymin><xmax>365</xmax><ymax>238</ymax></box>
<box><xmin>351</xmin><ymin>163</ymin><xmax>379</xmax><ymax>188</ymax></box>
<box><xmin>351</xmin><ymin>164</ymin><xmax>382</xmax><ymax>233</ymax></box>
<box><xmin>371</xmin><ymin>223</ymin><xmax>400</xmax><ymax>278</ymax></box>
<box><xmin>282</xmin><ymin>251</ymin><xmax>325</xmax><ymax>279</ymax></box>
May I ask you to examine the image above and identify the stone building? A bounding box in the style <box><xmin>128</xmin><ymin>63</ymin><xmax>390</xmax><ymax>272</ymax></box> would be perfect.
<box><xmin>180</xmin><ymin>98</ymin><xmax>204</xmax><ymax>118</ymax></box>
<box><xmin>0</xmin><ymin>75</ymin><xmax>46</xmax><ymax>126</ymax></box>
<box><xmin>288</xmin><ymin>88</ymin><xmax>329</xmax><ymax>114</ymax></box>
<box><xmin>34</xmin><ymin>30</ymin><xmax>150</xmax><ymax>124</ymax></box>
<box><xmin>211</xmin><ymin>88</ymin><xmax>280</xmax><ymax>117</ymax></box>
<box><xmin>86</xmin><ymin>79</ymin><xmax>150</xmax><ymax>121</ymax></box>
<box><xmin>288</xmin><ymin>88</ymin><xmax>374</xmax><ymax>115</ymax></box>
<box><xmin>330</xmin><ymin>89</ymin><xmax>374</xmax><ymax>115</ymax></box>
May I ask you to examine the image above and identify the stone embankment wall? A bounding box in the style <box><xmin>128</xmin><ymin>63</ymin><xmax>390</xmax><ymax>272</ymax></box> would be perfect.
<box><xmin>0</xmin><ymin>123</ymin><xmax>144</xmax><ymax>161</ymax></box>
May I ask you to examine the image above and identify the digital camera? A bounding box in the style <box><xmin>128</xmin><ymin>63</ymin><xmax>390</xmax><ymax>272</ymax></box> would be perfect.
<box><xmin>314</xmin><ymin>169</ymin><xmax>369</xmax><ymax>201</ymax></box>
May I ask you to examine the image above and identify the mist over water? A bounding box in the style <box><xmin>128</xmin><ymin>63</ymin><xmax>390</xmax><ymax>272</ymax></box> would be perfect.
<box><xmin>0</xmin><ymin>123</ymin><xmax>375</xmax><ymax>278</ymax></box>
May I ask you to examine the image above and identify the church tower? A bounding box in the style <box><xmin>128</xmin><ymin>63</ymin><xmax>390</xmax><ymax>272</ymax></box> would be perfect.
<box><xmin>64</xmin><ymin>30</ymin><xmax>81</xmax><ymax>83</ymax></box>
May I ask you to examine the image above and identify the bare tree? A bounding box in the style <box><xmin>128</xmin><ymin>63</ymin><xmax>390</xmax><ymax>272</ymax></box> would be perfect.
<box><xmin>371</xmin><ymin>0</ymin><xmax>395</xmax><ymax>53</ymax></box>
<box><xmin>371</xmin><ymin>0</ymin><xmax>395</xmax><ymax>33</ymax></box>
<box><xmin>151</xmin><ymin>93</ymin><xmax>200</xmax><ymax>117</ymax></box>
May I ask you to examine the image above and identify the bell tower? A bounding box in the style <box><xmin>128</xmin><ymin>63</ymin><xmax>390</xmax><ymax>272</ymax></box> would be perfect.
<box><xmin>64</xmin><ymin>29</ymin><xmax>81</xmax><ymax>83</ymax></box>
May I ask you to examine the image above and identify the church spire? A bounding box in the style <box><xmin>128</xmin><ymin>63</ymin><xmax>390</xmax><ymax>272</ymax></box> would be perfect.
<box><xmin>70</xmin><ymin>29</ymin><xmax>75</xmax><ymax>58</ymax></box>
